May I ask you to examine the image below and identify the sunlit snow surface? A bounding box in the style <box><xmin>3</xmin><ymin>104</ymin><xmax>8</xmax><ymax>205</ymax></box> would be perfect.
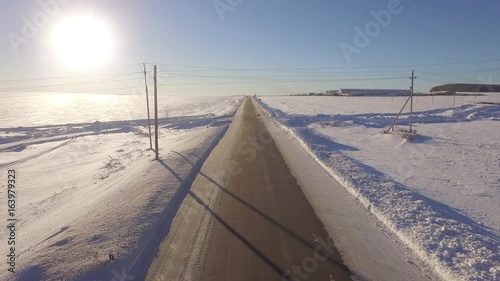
<box><xmin>0</xmin><ymin>92</ymin><xmax>240</xmax><ymax>128</ymax></box>
<box><xmin>260</xmin><ymin>94</ymin><xmax>499</xmax><ymax>281</ymax></box>
<box><xmin>0</xmin><ymin>93</ymin><xmax>243</xmax><ymax>280</ymax></box>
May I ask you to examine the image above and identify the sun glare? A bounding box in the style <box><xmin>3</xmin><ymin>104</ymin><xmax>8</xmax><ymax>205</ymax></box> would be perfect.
<box><xmin>51</xmin><ymin>15</ymin><xmax>113</xmax><ymax>69</ymax></box>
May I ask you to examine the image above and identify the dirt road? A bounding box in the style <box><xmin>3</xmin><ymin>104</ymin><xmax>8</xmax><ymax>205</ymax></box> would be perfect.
<box><xmin>146</xmin><ymin>98</ymin><xmax>351</xmax><ymax>281</ymax></box>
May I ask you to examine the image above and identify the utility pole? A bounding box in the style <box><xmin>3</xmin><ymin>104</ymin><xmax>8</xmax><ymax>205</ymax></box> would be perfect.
<box><xmin>143</xmin><ymin>63</ymin><xmax>153</xmax><ymax>150</ymax></box>
<box><xmin>154</xmin><ymin>65</ymin><xmax>159</xmax><ymax>160</ymax></box>
<box><xmin>385</xmin><ymin>94</ymin><xmax>412</xmax><ymax>133</ymax></box>
<box><xmin>409</xmin><ymin>70</ymin><xmax>417</xmax><ymax>132</ymax></box>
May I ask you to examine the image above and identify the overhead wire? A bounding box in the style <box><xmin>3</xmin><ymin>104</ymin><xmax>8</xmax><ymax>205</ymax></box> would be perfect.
<box><xmin>157</xmin><ymin>76</ymin><xmax>409</xmax><ymax>86</ymax></box>
<box><xmin>0</xmin><ymin>71</ymin><xmax>143</xmax><ymax>85</ymax></box>
<box><xmin>1</xmin><ymin>58</ymin><xmax>498</xmax><ymax>93</ymax></box>
<box><xmin>0</xmin><ymin>75</ymin><xmax>143</xmax><ymax>93</ymax></box>
<box><xmin>151</xmin><ymin>58</ymin><xmax>500</xmax><ymax>72</ymax></box>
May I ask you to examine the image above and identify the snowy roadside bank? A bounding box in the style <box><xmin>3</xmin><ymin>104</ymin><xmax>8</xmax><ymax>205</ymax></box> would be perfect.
<box><xmin>254</xmin><ymin>100</ymin><xmax>434</xmax><ymax>281</ymax></box>
<box><xmin>78</xmin><ymin>123</ymin><xmax>230</xmax><ymax>281</ymax></box>
<box><xmin>0</xmin><ymin>126</ymin><xmax>228</xmax><ymax>281</ymax></box>
<box><xmin>257</xmin><ymin>96</ymin><xmax>499</xmax><ymax>281</ymax></box>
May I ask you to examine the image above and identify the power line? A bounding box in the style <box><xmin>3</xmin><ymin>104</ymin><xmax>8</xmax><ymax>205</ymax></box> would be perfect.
<box><xmin>157</xmin><ymin>76</ymin><xmax>409</xmax><ymax>86</ymax></box>
<box><xmin>0</xmin><ymin>71</ymin><xmax>143</xmax><ymax>85</ymax></box>
<box><xmin>419</xmin><ymin>77</ymin><xmax>451</xmax><ymax>85</ymax></box>
<box><xmin>418</xmin><ymin>71</ymin><xmax>494</xmax><ymax>84</ymax></box>
<box><xmin>2</xmin><ymin>61</ymin><xmax>498</xmax><ymax>87</ymax></box>
<box><xmin>150</xmin><ymin>58</ymin><xmax>500</xmax><ymax>72</ymax></box>
<box><xmin>76</xmin><ymin>86</ymin><xmax>143</xmax><ymax>93</ymax></box>
<box><xmin>0</xmin><ymin>63</ymin><xmax>142</xmax><ymax>84</ymax></box>
<box><xmin>159</xmin><ymin>72</ymin><xmax>414</xmax><ymax>79</ymax></box>
<box><xmin>0</xmin><ymin>76</ymin><xmax>142</xmax><ymax>93</ymax></box>
<box><xmin>158</xmin><ymin>68</ymin><xmax>500</xmax><ymax>80</ymax></box>
<box><xmin>1</xmin><ymin>59</ymin><xmax>497</xmax><ymax>93</ymax></box>
<box><xmin>418</xmin><ymin>68</ymin><xmax>500</xmax><ymax>76</ymax></box>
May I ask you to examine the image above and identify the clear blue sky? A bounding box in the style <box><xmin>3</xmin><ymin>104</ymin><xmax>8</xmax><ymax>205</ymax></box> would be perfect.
<box><xmin>1</xmin><ymin>0</ymin><xmax>499</xmax><ymax>95</ymax></box>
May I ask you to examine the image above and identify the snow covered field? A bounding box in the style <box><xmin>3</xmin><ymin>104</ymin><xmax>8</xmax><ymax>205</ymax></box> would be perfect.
<box><xmin>0</xmin><ymin>93</ymin><xmax>243</xmax><ymax>280</ymax></box>
<box><xmin>259</xmin><ymin>94</ymin><xmax>499</xmax><ymax>281</ymax></box>
<box><xmin>0</xmin><ymin>92</ymin><xmax>240</xmax><ymax>128</ymax></box>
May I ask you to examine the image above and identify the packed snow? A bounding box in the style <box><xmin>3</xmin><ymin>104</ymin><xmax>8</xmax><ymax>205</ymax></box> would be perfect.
<box><xmin>258</xmin><ymin>94</ymin><xmax>500</xmax><ymax>281</ymax></box>
<box><xmin>0</xmin><ymin>93</ymin><xmax>243</xmax><ymax>280</ymax></box>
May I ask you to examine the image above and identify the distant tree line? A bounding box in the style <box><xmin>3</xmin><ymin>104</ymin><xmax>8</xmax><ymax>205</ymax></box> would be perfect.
<box><xmin>430</xmin><ymin>83</ymin><xmax>500</xmax><ymax>93</ymax></box>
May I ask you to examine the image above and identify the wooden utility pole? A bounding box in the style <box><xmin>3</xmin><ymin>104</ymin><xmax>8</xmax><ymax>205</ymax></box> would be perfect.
<box><xmin>409</xmin><ymin>70</ymin><xmax>417</xmax><ymax>132</ymax></box>
<box><xmin>143</xmin><ymin>63</ymin><xmax>153</xmax><ymax>150</ymax></box>
<box><xmin>154</xmin><ymin>65</ymin><xmax>159</xmax><ymax>160</ymax></box>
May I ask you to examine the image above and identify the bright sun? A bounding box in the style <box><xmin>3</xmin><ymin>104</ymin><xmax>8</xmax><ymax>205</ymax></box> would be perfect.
<box><xmin>51</xmin><ymin>15</ymin><xmax>113</xmax><ymax>69</ymax></box>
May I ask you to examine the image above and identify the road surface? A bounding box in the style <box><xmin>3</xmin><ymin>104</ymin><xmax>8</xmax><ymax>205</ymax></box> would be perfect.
<box><xmin>146</xmin><ymin>98</ymin><xmax>351</xmax><ymax>280</ymax></box>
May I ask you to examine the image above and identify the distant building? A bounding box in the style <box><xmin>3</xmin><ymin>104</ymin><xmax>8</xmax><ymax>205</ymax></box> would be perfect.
<box><xmin>339</xmin><ymin>89</ymin><xmax>410</xmax><ymax>96</ymax></box>
<box><xmin>326</xmin><ymin>90</ymin><xmax>341</xmax><ymax>95</ymax></box>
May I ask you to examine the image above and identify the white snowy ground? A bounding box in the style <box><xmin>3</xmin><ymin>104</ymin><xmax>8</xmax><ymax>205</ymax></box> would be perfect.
<box><xmin>0</xmin><ymin>94</ymin><xmax>243</xmax><ymax>281</ymax></box>
<box><xmin>258</xmin><ymin>94</ymin><xmax>499</xmax><ymax>281</ymax></box>
<box><xmin>0</xmin><ymin>93</ymin><xmax>240</xmax><ymax>128</ymax></box>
